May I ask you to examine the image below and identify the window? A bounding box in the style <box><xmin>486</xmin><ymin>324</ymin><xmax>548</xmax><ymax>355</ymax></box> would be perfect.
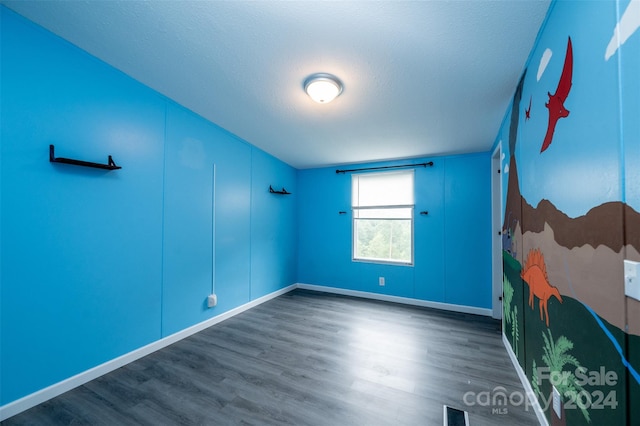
<box><xmin>352</xmin><ymin>170</ymin><xmax>414</xmax><ymax>265</ymax></box>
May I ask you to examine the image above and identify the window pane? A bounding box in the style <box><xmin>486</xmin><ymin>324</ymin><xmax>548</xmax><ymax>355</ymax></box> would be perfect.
<box><xmin>353</xmin><ymin>207</ymin><xmax>412</xmax><ymax>219</ymax></box>
<box><xmin>352</xmin><ymin>170</ymin><xmax>414</xmax><ymax>207</ymax></box>
<box><xmin>354</xmin><ymin>218</ymin><xmax>412</xmax><ymax>263</ymax></box>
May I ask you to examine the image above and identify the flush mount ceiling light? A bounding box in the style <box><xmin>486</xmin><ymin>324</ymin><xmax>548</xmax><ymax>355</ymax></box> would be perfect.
<box><xmin>304</xmin><ymin>73</ymin><xmax>343</xmax><ymax>104</ymax></box>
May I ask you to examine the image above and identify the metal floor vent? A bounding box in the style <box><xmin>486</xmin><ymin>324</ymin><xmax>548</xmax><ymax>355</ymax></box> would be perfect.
<box><xmin>443</xmin><ymin>405</ymin><xmax>470</xmax><ymax>426</ymax></box>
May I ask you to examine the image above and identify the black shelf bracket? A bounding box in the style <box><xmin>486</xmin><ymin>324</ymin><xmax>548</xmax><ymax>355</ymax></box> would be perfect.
<box><xmin>49</xmin><ymin>144</ymin><xmax>122</xmax><ymax>170</ymax></box>
<box><xmin>269</xmin><ymin>185</ymin><xmax>291</xmax><ymax>195</ymax></box>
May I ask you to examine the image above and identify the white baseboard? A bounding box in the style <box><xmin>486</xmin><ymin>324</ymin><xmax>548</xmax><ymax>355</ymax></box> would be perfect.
<box><xmin>0</xmin><ymin>284</ymin><xmax>297</xmax><ymax>421</ymax></box>
<box><xmin>502</xmin><ymin>333</ymin><xmax>548</xmax><ymax>426</ymax></box>
<box><xmin>296</xmin><ymin>283</ymin><xmax>493</xmax><ymax>317</ymax></box>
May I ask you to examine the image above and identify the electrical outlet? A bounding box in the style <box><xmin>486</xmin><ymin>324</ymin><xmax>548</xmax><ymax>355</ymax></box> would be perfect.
<box><xmin>379</xmin><ymin>277</ymin><xmax>385</xmax><ymax>286</ymax></box>
<box><xmin>207</xmin><ymin>294</ymin><xmax>218</xmax><ymax>308</ymax></box>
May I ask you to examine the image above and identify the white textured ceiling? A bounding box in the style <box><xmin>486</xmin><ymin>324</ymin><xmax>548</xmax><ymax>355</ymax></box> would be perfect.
<box><xmin>3</xmin><ymin>1</ymin><xmax>550</xmax><ymax>169</ymax></box>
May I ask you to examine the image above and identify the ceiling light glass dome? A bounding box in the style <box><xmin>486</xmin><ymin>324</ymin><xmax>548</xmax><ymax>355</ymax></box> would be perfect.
<box><xmin>304</xmin><ymin>73</ymin><xmax>343</xmax><ymax>103</ymax></box>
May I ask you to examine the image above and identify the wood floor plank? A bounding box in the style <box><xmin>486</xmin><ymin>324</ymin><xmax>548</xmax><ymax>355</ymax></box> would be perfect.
<box><xmin>2</xmin><ymin>289</ymin><xmax>539</xmax><ymax>425</ymax></box>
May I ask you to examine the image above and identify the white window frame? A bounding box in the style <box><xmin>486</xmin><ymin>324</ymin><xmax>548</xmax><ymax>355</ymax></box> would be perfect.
<box><xmin>351</xmin><ymin>170</ymin><xmax>415</xmax><ymax>266</ymax></box>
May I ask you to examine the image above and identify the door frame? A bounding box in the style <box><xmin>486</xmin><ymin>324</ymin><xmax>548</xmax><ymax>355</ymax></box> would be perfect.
<box><xmin>491</xmin><ymin>143</ymin><xmax>504</xmax><ymax>320</ymax></box>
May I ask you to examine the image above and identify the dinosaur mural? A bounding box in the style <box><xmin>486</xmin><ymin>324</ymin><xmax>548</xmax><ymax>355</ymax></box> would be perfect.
<box><xmin>521</xmin><ymin>248</ymin><xmax>563</xmax><ymax>326</ymax></box>
<box><xmin>541</xmin><ymin>36</ymin><xmax>573</xmax><ymax>153</ymax></box>
<box><xmin>499</xmin><ymin>1</ymin><xmax>640</xmax><ymax>424</ymax></box>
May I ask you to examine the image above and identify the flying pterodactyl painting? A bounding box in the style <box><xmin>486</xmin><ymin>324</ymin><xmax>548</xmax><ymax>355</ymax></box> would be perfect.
<box><xmin>541</xmin><ymin>37</ymin><xmax>573</xmax><ymax>153</ymax></box>
<box><xmin>525</xmin><ymin>96</ymin><xmax>532</xmax><ymax>121</ymax></box>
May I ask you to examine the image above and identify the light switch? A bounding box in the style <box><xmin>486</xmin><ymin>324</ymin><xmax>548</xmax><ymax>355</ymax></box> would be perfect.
<box><xmin>624</xmin><ymin>260</ymin><xmax>640</xmax><ymax>301</ymax></box>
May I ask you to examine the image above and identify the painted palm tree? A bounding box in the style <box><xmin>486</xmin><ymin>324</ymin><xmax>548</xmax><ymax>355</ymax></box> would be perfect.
<box><xmin>503</xmin><ymin>274</ymin><xmax>519</xmax><ymax>357</ymax></box>
<box><xmin>536</xmin><ymin>329</ymin><xmax>590</xmax><ymax>423</ymax></box>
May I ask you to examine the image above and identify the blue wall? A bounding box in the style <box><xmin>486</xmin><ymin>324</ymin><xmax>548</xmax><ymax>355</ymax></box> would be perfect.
<box><xmin>250</xmin><ymin>149</ymin><xmax>298</xmax><ymax>300</ymax></box>
<box><xmin>297</xmin><ymin>154</ymin><xmax>492</xmax><ymax>309</ymax></box>
<box><xmin>497</xmin><ymin>1</ymin><xmax>640</xmax><ymax>424</ymax></box>
<box><xmin>1</xmin><ymin>3</ymin><xmax>493</xmax><ymax>412</ymax></box>
<box><xmin>0</xmin><ymin>7</ymin><xmax>297</xmax><ymax>406</ymax></box>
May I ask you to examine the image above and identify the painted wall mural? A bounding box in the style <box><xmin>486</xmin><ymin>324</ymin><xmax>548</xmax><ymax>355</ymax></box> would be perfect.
<box><xmin>540</xmin><ymin>36</ymin><xmax>572</xmax><ymax>153</ymax></box>
<box><xmin>521</xmin><ymin>249</ymin><xmax>562</xmax><ymax>327</ymax></box>
<box><xmin>499</xmin><ymin>1</ymin><xmax>640</xmax><ymax>425</ymax></box>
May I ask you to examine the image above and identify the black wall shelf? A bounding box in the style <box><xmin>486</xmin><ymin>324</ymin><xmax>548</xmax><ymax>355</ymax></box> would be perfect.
<box><xmin>49</xmin><ymin>144</ymin><xmax>122</xmax><ymax>170</ymax></box>
<box><xmin>269</xmin><ymin>185</ymin><xmax>291</xmax><ymax>195</ymax></box>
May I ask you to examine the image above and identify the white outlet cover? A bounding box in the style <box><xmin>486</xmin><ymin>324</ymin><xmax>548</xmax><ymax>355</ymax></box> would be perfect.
<box><xmin>552</xmin><ymin>385</ymin><xmax>561</xmax><ymax>419</ymax></box>
<box><xmin>207</xmin><ymin>294</ymin><xmax>218</xmax><ymax>308</ymax></box>
<box><xmin>624</xmin><ymin>260</ymin><xmax>640</xmax><ymax>301</ymax></box>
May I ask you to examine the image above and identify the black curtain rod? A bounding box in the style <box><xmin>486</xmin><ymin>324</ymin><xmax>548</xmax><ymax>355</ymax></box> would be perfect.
<box><xmin>336</xmin><ymin>161</ymin><xmax>433</xmax><ymax>174</ymax></box>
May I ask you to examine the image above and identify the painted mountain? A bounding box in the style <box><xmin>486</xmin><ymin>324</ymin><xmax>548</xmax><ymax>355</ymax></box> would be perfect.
<box><xmin>502</xmin><ymin>153</ymin><xmax>640</xmax><ymax>425</ymax></box>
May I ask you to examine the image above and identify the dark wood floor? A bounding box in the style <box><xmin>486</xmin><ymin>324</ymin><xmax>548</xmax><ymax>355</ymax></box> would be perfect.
<box><xmin>2</xmin><ymin>289</ymin><xmax>539</xmax><ymax>425</ymax></box>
